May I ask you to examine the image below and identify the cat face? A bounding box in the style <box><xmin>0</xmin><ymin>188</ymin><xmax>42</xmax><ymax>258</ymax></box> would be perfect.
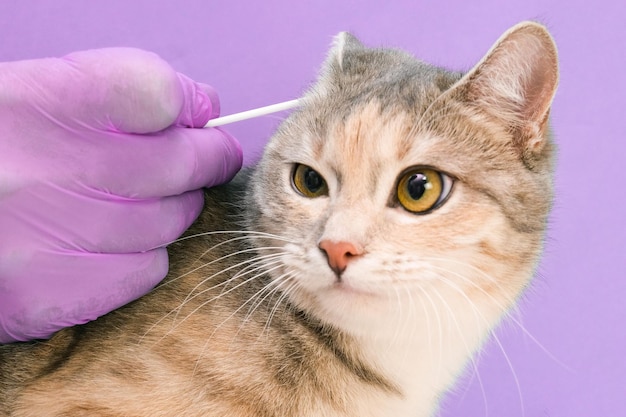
<box><xmin>250</xmin><ymin>24</ymin><xmax>558</xmax><ymax>335</ymax></box>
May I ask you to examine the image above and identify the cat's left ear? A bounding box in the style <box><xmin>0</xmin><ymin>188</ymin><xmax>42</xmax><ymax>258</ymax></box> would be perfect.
<box><xmin>452</xmin><ymin>21</ymin><xmax>559</xmax><ymax>159</ymax></box>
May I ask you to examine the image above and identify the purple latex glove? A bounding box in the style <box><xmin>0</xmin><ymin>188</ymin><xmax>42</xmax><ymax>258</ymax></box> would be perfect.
<box><xmin>0</xmin><ymin>48</ymin><xmax>243</xmax><ymax>343</ymax></box>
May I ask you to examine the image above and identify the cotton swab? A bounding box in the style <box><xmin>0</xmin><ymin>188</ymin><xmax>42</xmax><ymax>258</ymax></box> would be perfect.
<box><xmin>204</xmin><ymin>99</ymin><xmax>301</xmax><ymax>128</ymax></box>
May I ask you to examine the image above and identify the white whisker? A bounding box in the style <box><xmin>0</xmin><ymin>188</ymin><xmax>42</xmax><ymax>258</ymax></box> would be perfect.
<box><xmin>140</xmin><ymin>251</ymin><xmax>286</xmax><ymax>342</ymax></box>
<box><xmin>169</xmin><ymin>260</ymin><xmax>286</xmax><ymax>336</ymax></box>
<box><xmin>171</xmin><ymin>247</ymin><xmax>285</xmax><ymax>315</ymax></box>
<box><xmin>415</xmin><ymin>284</ymin><xmax>445</xmax><ymax>384</ymax></box>
<box><xmin>162</xmin><ymin>230</ymin><xmax>297</xmax><ymax>249</ymax></box>
<box><xmin>428</xmin><ymin>281</ymin><xmax>490</xmax><ymax>417</ymax></box>
<box><xmin>193</xmin><ymin>271</ymin><xmax>294</xmax><ymax>375</ymax></box>
<box><xmin>421</xmin><ymin>256</ymin><xmax>570</xmax><ymax>371</ymax></box>
<box><xmin>263</xmin><ymin>277</ymin><xmax>300</xmax><ymax>337</ymax></box>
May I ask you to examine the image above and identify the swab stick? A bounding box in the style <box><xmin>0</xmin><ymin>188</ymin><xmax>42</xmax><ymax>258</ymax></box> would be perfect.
<box><xmin>204</xmin><ymin>99</ymin><xmax>301</xmax><ymax>128</ymax></box>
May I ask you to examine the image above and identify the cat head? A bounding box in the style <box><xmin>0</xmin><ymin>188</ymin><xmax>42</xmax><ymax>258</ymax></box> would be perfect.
<box><xmin>249</xmin><ymin>22</ymin><xmax>558</xmax><ymax>335</ymax></box>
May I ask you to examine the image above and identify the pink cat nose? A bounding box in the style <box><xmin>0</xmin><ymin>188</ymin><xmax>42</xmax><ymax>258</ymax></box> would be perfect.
<box><xmin>318</xmin><ymin>240</ymin><xmax>363</xmax><ymax>276</ymax></box>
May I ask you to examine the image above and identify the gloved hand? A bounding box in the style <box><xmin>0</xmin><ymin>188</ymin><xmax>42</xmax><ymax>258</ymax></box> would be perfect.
<box><xmin>0</xmin><ymin>48</ymin><xmax>243</xmax><ymax>343</ymax></box>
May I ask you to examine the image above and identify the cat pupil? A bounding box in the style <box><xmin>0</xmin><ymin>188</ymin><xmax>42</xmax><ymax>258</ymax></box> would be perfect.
<box><xmin>304</xmin><ymin>168</ymin><xmax>324</xmax><ymax>192</ymax></box>
<box><xmin>407</xmin><ymin>173</ymin><xmax>428</xmax><ymax>200</ymax></box>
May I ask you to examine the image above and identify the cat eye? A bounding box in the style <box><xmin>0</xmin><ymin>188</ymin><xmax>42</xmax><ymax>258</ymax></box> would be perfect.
<box><xmin>292</xmin><ymin>164</ymin><xmax>328</xmax><ymax>198</ymax></box>
<box><xmin>395</xmin><ymin>168</ymin><xmax>452</xmax><ymax>214</ymax></box>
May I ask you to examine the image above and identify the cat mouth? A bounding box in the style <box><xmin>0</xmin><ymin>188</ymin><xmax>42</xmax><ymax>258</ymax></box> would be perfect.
<box><xmin>329</xmin><ymin>280</ymin><xmax>378</xmax><ymax>298</ymax></box>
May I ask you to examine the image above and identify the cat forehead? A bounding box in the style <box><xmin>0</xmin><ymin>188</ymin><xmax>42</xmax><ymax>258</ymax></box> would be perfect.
<box><xmin>299</xmin><ymin>101</ymin><xmax>450</xmax><ymax>174</ymax></box>
<box><xmin>316</xmin><ymin>102</ymin><xmax>420</xmax><ymax>167</ymax></box>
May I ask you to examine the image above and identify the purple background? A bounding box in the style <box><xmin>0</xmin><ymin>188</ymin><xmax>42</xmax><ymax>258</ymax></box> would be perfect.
<box><xmin>2</xmin><ymin>0</ymin><xmax>624</xmax><ymax>415</ymax></box>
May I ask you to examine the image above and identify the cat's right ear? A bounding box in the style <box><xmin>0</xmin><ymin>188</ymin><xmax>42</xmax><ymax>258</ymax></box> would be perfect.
<box><xmin>313</xmin><ymin>32</ymin><xmax>365</xmax><ymax>95</ymax></box>
<box><xmin>327</xmin><ymin>32</ymin><xmax>365</xmax><ymax>72</ymax></box>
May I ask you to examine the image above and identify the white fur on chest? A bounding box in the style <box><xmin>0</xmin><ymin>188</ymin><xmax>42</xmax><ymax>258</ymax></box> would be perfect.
<box><xmin>337</xmin><ymin>285</ymin><xmax>506</xmax><ymax>417</ymax></box>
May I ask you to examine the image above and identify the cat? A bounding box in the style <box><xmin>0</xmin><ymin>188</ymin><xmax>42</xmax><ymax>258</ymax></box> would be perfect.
<box><xmin>0</xmin><ymin>21</ymin><xmax>558</xmax><ymax>417</ymax></box>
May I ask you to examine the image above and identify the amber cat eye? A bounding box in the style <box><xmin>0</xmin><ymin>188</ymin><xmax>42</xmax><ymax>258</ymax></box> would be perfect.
<box><xmin>396</xmin><ymin>168</ymin><xmax>452</xmax><ymax>213</ymax></box>
<box><xmin>292</xmin><ymin>164</ymin><xmax>328</xmax><ymax>198</ymax></box>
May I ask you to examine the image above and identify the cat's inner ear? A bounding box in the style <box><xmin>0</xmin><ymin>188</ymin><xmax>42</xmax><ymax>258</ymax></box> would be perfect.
<box><xmin>454</xmin><ymin>22</ymin><xmax>559</xmax><ymax>156</ymax></box>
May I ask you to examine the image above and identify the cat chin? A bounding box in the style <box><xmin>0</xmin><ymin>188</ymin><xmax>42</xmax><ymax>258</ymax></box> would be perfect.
<box><xmin>328</xmin><ymin>280</ymin><xmax>380</xmax><ymax>298</ymax></box>
<box><xmin>287</xmin><ymin>276</ymin><xmax>420</xmax><ymax>337</ymax></box>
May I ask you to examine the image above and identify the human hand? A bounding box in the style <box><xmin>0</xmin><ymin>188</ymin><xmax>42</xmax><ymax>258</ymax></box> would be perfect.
<box><xmin>0</xmin><ymin>48</ymin><xmax>242</xmax><ymax>343</ymax></box>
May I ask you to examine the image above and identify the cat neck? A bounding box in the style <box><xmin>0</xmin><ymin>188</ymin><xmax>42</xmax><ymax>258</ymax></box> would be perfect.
<box><xmin>324</xmin><ymin>283</ymin><xmax>504</xmax><ymax>416</ymax></box>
